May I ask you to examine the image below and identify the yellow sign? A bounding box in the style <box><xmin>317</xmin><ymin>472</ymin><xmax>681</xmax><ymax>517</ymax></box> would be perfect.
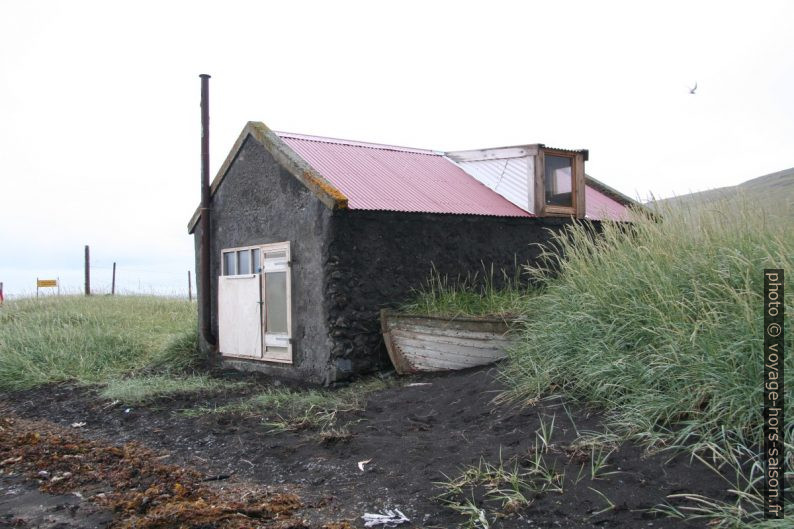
<box><xmin>37</xmin><ymin>279</ymin><xmax>58</xmax><ymax>288</ymax></box>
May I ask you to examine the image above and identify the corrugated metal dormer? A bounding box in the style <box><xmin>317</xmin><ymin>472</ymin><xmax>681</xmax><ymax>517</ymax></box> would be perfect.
<box><xmin>445</xmin><ymin>145</ymin><xmax>541</xmax><ymax>214</ymax></box>
<box><xmin>447</xmin><ymin>144</ymin><xmax>589</xmax><ymax>219</ymax></box>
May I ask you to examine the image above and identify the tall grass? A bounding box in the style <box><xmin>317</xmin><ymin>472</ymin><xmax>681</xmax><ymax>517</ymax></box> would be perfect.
<box><xmin>0</xmin><ymin>295</ymin><xmax>198</xmax><ymax>390</ymax></box>
<box><xmin>501</xmin><ymin>197</ymin><xmax>792</xmax><ymax>447</ymax></box>
<box><xmin>499</xmin><ymin>196</ymin><xmax>793</xmax><ymax>525</ymax></box>
<box><xmin>400</xmin><ymin>264</ymin><xmax>537</xmax><ymax>318</ymax></box>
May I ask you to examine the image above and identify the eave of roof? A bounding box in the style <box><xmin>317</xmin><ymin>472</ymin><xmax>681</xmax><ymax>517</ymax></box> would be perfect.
<box><xmin>584</xmin><ymin>175</ymin><xmax>637</xmax><ymax>207</ymax></box>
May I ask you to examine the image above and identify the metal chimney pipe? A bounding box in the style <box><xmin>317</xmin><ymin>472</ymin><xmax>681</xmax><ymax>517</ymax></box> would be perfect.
<box><xmin>199</xmin><ymin>74</ymin><xmax>217</xmax><ymax>351</ymax></box>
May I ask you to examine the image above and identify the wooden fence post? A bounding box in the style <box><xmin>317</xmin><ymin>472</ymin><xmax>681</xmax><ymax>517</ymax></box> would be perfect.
<box><xmin>84</xmin><ymin>245</ymin><xmax>91</xmax><ymax>296</ymax></box>
<box><xmin>111</xmin><ymin>262</ymin><xmax>116</xmax><ymax>296</ymax></box>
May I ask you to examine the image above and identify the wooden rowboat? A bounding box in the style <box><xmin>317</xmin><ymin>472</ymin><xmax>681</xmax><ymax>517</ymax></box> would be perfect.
<box><xmin>380</xmin><ymin>309</ymin><xmax>518</xmax><ymax>374</ymax></box>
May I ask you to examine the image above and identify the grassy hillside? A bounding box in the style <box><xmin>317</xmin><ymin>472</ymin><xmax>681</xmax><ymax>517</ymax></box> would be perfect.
<box><xmin>502</xmin><ymin>197</ymin><xmax>793</xmax><ymax>443</ymax></box>
<box><xmin>497</xmin><ymin>197</ymin><xmax>792</xmax><ymax>526</ymax></box>
<box><xmin>0</xmin><ymin>295</ymin><xmax>199</xmax><ymax>390</ymax></box>
<box><xmin>657</xmin><ymin>166</ymin><xmax>794</xmax><ymax>209</ymax></box>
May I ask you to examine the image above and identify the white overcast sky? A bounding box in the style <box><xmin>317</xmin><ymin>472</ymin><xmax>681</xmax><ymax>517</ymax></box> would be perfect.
<box><xmin>1</xmin><ymin>0</ymin><xmax>792</xmax><ymax>296</ymax></box>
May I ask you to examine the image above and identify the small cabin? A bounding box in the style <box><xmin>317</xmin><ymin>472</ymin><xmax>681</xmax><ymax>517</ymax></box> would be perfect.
<box><xmin>188</xmin><ymin>122</ymin><xmax>635</xmax><ymax>384</ymax></box>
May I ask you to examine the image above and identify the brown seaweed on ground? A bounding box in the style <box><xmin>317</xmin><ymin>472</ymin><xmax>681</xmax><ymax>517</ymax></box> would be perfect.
<box><xmin>0</xmin><ymin>415</ymin><xmax>307</xmax><ymax>528</ymax></box>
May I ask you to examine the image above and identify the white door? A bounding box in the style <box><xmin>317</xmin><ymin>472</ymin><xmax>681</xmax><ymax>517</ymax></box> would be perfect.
<box><xmin>218</xmin><ymin>274</ymin><xmax>263</xmax><ymax>359</ymax></box>
<box><xmin>261</xmin><ymin>248</ymin><xmax>291</xmax><ymax>363</ymax></box>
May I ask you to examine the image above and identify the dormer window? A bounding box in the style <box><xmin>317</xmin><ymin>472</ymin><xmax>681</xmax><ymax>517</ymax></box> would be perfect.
<box><xmin>445</xmin><ymin>143</ymin><xmax>587</xmax><ymax>218</ymax></box>
<box><xmin>544</xmin><ymin>154</ymin><xmax>574</xmax><ymax>208</ymax></box>
<box><xmin>535</xmin><ymin>147</ymin><xmax>586</xmax><ymax>218</ymax></box>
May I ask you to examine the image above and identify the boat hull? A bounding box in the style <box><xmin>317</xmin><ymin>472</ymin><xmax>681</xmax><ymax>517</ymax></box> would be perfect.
<box><xmin>380</xmin><ymin>309</ymin><xmax>517</xmax><ymax>374</ymax></box>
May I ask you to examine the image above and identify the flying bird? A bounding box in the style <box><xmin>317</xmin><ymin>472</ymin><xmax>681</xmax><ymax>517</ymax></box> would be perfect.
<box><xmin>689</xmin><ymin>82</ymin><xmax>698</xmax><ymax>94</ymax></box>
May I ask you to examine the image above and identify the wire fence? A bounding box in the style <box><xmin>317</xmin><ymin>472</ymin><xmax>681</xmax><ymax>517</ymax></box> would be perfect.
<box><xmin>1</xmin><ymin>263</ymin><xmax>196</xmax><ymax>301</ymax></box>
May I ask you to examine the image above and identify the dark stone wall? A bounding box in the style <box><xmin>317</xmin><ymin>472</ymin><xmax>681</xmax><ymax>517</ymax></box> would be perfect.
<box><xmin>194</xmin><ymin>136</ymin><xmax>335</xmax><ymax>383</ymax></box>
<box><xmin>324</xmin><ymin>210</ymin><xmax>589</xmax><ymax>378</ymax></box>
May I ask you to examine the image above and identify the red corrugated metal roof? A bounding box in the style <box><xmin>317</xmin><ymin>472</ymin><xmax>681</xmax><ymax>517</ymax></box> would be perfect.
<box><xmin>277</xmin><ymin>132</ymin><xmax>533</xmax><ymax>217</ymax></box>
<box><xmin>585</xmin><ymin>185</ymin><xmax>631</xmax><ymax>221</ymax></box>
<box><xmin>276</xmin><ymin>131</ymin><xmax>631</xmax><ymax>221</ymax></box>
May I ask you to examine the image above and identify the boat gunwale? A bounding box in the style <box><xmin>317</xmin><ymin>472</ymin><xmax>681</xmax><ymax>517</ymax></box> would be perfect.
<box><xmin>380</xmin><ymin>308</ymin><xmax>521</xmax><ymax>326</ymax></box>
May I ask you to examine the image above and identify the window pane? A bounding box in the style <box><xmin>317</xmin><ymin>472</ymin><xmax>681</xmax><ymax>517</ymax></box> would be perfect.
<box><xmin>265</xmin><ymin>250</ymin><xmax>286</xmax><ymax>260</ymax></box>
<box><xmin>251</xmin><ymin>248</ymin><xmax>261</xmax><ymax>273</ymax></box>
<box><xmin>237</xmin><ymin>250</ymin><xmax>251</xmax><ymax>275</ymax></box>
<box><xmin>544</xmin><ymin>155</ymin><xmax>573</xmax><ymax>207</ymax></box>
<box><xmin>265</xmin><ymin>271</ymin><xmax>288</xmax><ymax>333</ymax></box>
<box><xmin>266</xmin><ymin>346</ymin><xmax>288</xmax><ymax>353</ymax></box>
<box><xmin>223</xmin><ymin>252</ymin><xmax>235</xmax><ymax>276</ymax></box>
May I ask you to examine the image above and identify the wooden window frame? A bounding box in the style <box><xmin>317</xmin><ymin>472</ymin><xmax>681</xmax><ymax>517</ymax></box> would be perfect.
<box><xmin>534</xmin><ymin>148</ymin><xmax>586</xmax><ymax>218</ymax></box>
<box><xmin>221</xmin><ymin>244</ymin><xmax>262</xmax><ymax>277</ymax></box>
<box><xmin>219</xmin><ymin>242</ymin><xmax>293</xmax><ymax>364</ymax></box>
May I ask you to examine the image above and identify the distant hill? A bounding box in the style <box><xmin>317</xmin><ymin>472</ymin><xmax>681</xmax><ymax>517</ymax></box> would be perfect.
<box><xmin>656</xmin><ymin>167</ymin><xmax>794</xmax><ymax>209</ymax></box>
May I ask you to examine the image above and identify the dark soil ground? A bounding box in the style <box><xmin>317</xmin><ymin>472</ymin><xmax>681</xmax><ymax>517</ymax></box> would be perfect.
<box><xmin>0</xmin><ymin>367</ymin><xmax>730</xmax><ymax>528</ymax></box>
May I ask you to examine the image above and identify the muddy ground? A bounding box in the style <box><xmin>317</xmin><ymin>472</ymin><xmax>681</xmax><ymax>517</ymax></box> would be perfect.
<box><xmin>0</xmin><ymin>367</ymin><xmax>730</xmax><ymax>528</ymax></box>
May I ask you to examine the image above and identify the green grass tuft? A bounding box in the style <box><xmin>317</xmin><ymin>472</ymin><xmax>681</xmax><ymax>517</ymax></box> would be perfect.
<box><xmin>100</xmin><ymin>374</ymin><xmax>239</xmax><ymax>404</ymax></box>
<box><xmin>148</xmin><ymin>328</ymin><xmax>202</xmax><ymax>372</ymax></box>
<box><xmin>400</xmin><ymin>264</ymin><xmax>538</xmax><ymax>318</ymax></box>
<box><xmin>0</xmin><ymin>295</ymin><xmax>197</xmax><ymax>390</ymax></box>
<box><xmin>187</xmin><ymin>377</ymin><xmax>393</xmax><ymax>432</ymax></box>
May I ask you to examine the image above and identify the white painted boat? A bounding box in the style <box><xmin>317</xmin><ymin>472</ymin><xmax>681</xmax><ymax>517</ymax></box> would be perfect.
<box><xmin>380</xmin><ymin>309</ymin><xmax>518</xmax><ymax>374</ymax></box>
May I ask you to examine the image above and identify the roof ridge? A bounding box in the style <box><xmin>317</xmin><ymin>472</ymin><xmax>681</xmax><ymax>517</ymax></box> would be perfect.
<box><xmin>275</xmin><ymin>131</ymin><xmax>441</xmax><ymax>156</ymax></box>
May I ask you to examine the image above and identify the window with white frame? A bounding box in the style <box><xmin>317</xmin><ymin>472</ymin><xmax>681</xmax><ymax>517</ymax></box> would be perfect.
<box><xmin>220</xmin><ymin>242</ymin><xmax>292</xmax><ymax>362</ymax></box>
